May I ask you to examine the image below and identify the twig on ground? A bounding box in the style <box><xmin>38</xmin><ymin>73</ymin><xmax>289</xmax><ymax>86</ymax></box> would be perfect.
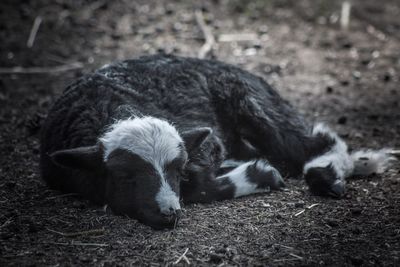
<box><xmin>307</xmin><ymin>203</ymin><xmax>320</xmax><ymax>209</ymax></box>
<box><xmin>294</xmin><ymin>203</ymin><xmax>319</xmax><ymax>217</ymax></box>
<box><xmin>195</xmin><ymin>10</ymin><xmax>216</xmax><ymax>59</ymax></box>
<box><xmin>0</xmin><ymin>62</ymin><xmax>83</xmax><ymax>74</ymax></box>
<box><xmin>173</xmin><ymin>248</ymin><xmax>190</xmax><ymax>265</ymax></box>
<box><xmin>47</xmin><ymin>228</ymin><xmax>105</xmax><ymax>237</ymax></box>
<box><xmin>289</xmin><ymin>253</ymin><xmax>304</xmax><ymax>260</ymax></box>
<box><xmin>46</xmin><ymin>193</ymin><xmax>79</xmax><ymax>200</ymax></box>
<box><xmin>27</xmin><ymin>16</ymin><xmax>42</xmax><ymax>48</ymax></box>
<box><xmin>51</xmin><ymin>241</ymin><xmax>108</xmax><ymax>247</ymax></box>
<box><xmin>278</xmin><ymin>244</ymin><xmax>295</xmax><ymax>250</ymax></box>
<box><xmin>294</xmin><ymin>209</ymin><xmax>305</xmax><ymax>217</ymax></box>
<box><xmin>340</xmin><ymin>1</ymin><xmax>351</xmax><ymax>30</ymax></box>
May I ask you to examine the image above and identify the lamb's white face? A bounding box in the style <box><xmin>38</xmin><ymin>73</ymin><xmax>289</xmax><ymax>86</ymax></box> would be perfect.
<box><xmin>100</xmin><ymin>117</ymin><xmax>186</xmax><ymax>228</ymax></box>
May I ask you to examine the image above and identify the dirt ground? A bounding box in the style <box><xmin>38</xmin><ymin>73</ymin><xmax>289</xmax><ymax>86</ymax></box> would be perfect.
<box><xmin>1</xmin><ymin>0</ymin><xmax>399</xmax><ymax>266</ymax></box>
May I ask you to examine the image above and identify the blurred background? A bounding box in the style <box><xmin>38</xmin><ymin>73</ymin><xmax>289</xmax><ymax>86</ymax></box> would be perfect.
<box><xmin>0</xmin><ymin>0</ymin><xmax>399</xmax><ymax>266</ymax></box>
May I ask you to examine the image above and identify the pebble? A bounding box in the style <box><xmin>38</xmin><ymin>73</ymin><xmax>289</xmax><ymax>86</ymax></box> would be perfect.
<box><xmin>352</xmin><ymin>71</ymin><xmax>361</xmax><ymax>80</ymax></box>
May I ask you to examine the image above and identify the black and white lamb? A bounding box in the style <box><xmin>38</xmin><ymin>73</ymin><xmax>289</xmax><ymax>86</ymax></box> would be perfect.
<box><xmin>40</xmin><ymin>54</ymin><xmax>394</xmax><ymax>229</ymax></box>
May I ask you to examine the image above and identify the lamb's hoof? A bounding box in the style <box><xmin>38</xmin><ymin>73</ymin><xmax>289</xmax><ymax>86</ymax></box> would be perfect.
<box><xmin>247</xmin><ymin>160</ymin><xmax>286</xmax><ymax>191</ymax></box>
<box><xmin>304</xmin><ymin>166</ymin><xmax>345</xmax><ymax>198</ymax></box>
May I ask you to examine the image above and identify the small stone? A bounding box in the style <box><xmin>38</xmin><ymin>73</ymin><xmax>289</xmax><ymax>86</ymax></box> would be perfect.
<box><xmin>172</xmin><ymin>22</ymin><xmax>183</xmax><ymax>32</ymax></box>
<box><xmin>352</xmin><ymin>71</ymin><xmax>361</xmax><ymax>80</ymax></box>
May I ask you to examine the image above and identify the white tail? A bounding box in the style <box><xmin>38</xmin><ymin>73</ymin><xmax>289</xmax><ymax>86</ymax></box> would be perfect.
<box><xmin>351</xmin><ymin>148</ymin><xmax>396</xmax><ymax>176</ymax></box>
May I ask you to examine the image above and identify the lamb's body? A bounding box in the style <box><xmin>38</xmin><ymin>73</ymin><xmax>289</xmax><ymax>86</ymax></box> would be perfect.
<box><xmin>42</xmin><ymin>55</ymin><xmax>313</xmax><ymax>174</ymax></box>
<box><xmin>41</xmin><ymin>54</ymin><xmax>392</xmax><ymax>228</ymax></box>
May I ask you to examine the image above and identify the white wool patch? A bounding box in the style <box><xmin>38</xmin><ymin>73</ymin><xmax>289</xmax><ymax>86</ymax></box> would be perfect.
<box><xmin>155</xmin><ymin>181</ymin><xmax>181</xmax><ymax>215</ymax></box>
<box><xmin>100</xmin><ymin>116</ymin><xmax>182</xmax><ymax>168</ymax></box>
<box><xmin>100</xmin><ymin>116</ymin><xmax>183</xmax><ymax>213</ymax></box>
<box><xmin>219</xmin><ymin>161</ymin><xmax>268</xmax><ymax>198</ymax></box>
<box><xmin>304</xmin><ymin>123</ymin><xmax>353</xmax><ymax>179</ymax></box>
<box><xmin>351</xmin><ymin>148</ymin><xmax>395</xmax><ymax>176</ymax></box>
<box><xmin>254</xmin><ymin>160</ymin><xmax>275</xmax><ymax>173</ymax></box>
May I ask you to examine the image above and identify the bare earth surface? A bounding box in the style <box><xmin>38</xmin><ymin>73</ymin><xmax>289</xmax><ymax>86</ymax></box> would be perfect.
<box><xmin>1</xmin><ymin>0</ymin><xmax>399</xmax><ymax>266</ymax></box>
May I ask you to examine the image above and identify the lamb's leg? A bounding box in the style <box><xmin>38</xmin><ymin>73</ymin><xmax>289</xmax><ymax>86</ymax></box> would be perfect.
<box><xmin>303</xmin><ymin>124</ymin><xmax>396</xmax><ymax>197</ymax></box>
<box><xmin>216</xmin><ymin>91</ymin><xmax>357</xmax><ymax>198</ymax></box>
<box><xmin>229</xmin><ymin>96</ymin><xmax>314</xmax><ymax>177</ymax></box>
<box><xmin>231</xmin><ymin>100</ymin><xmax>350</xmax><ymax>197</ymax></box>
<box><xmin>182</xmin><ymin>160</ymin><xmax>285</xmax><ymax>204</ymax></box>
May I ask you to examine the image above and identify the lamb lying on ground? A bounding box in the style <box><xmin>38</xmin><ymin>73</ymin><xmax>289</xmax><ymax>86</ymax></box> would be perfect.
<box><xmin>40</xmin><ymin>54</ymin><xmax>394</xmax><ymax>229</ymax></box>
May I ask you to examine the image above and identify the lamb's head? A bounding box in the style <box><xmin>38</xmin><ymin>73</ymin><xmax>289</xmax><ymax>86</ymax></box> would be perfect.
<box><xmin>50</xmin><ymin>117</ymin><xmax>211</xmax><ymax>229</ymax></box>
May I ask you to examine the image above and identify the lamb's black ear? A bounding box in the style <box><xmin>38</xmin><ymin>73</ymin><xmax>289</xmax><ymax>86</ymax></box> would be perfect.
<box><xmin>50</xmin><ymin>145</ymin><xmax>103</xmax><ymax>171</ymax></box>
<box><xmin>181</xmin><ymin>127</ymin><xmax>212</xmax><ymax>152</ymax></box>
